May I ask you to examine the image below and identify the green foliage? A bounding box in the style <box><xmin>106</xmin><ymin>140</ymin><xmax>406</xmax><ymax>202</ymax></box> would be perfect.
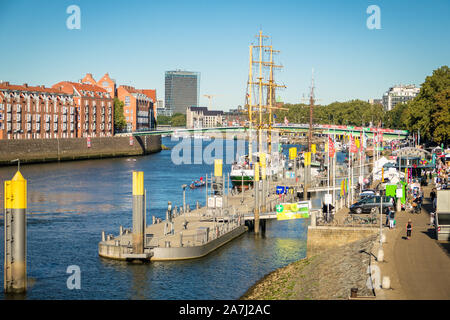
<box><xmin>274</xmin><ymin>100</ymin><xmax>383</xmax><ymax>127</ymax></box>
<box><xmin>274</xmin><ymin>65</ymin><xmax>449</xmax><ymax>145</ymax></box>
<box><xmin>156</xmin><ymin>113</ymin><xmax>187</xmax><ymax>127</ymax></box>
<box><xmin>156</xmin><ymin>115</ymin><xmax>171</xmax><ymax>125</ymax></box>
<box><xmin>113</xmin><ymin>97</ymin><xmax>126</xmax><ymax>131</ymax></box>
<box><xmin>404</xmin><ymin>66</ymin><xmax>450</xmax><ymax>144</ymax></box>
<box><xmin>171</xmin><ymin>113</ymin><xmax>186</xmax><ymax>127</ymax></box>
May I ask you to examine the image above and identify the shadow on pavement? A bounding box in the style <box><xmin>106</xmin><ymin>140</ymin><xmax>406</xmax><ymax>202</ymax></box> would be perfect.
<box><xmin>436</xmin><ymin>242</ymin><xmax>450</xmax><ymax>257</ymax></box>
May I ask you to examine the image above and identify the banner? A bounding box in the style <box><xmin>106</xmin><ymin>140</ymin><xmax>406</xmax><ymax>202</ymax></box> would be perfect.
<box><xmin>276</xmin><ymin>201</ymin><xmax>310</xmax><ymax>220</ymax></box>
<box><xmin>311</xmin><ymin>144</ymin><xmax>316</xmax><ymax>154</ymax></box>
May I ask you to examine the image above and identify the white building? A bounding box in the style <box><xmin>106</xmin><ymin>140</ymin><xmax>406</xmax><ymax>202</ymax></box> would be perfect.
<box><xmin>156</xmin><ymin>100</ymin><xmax>173</xmax><ymax>117</ymax></box>
<box><xmin>382</xmin><ymin>85</ymin><xmax>420</xmax><ymax>111</ymax></box>
<box><xmin>186</xmin><ymin>106</ymin><xmax>223</xmax><ymax>128</ymax></box>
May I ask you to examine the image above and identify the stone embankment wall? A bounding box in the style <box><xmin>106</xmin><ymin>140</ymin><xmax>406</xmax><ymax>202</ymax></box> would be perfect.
<box><xmin>0</xmin><ymin>135</ymin><xmax>161</xmax><ymax>165</ymax></box>
<box><xmin>306</xmin><ymin>226</ymin><xmax>378</xmax><ymax>257</ymax></box>
<box><xmin>241</xmin><ymin>234</ymin><xmax>378</xmax><ymax>300</ymax></box>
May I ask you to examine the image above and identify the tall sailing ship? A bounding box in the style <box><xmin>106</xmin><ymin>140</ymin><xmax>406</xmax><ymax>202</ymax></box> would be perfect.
<box><xmin>230</xmin><ymin>30</ymin><xmax>287</xmax><ymax>189</ymax></box>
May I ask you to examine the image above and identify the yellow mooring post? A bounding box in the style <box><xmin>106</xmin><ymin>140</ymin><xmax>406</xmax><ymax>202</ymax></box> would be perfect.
<box><xmin>4</xmin><ymin>170</ymin><xmax>27</xmax><ymax>294</ymax></box>
<box><xmin>132</xmin><ymin>171</ymin><xmax>145</xmax><ymax>254</ymax></box>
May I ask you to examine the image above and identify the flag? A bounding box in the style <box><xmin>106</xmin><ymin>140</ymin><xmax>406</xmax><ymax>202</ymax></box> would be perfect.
<box><xmin>350</xmin><ymin>136</ymin><xmax>358</xmax><ymax>153</ymax></box>
<box><xmin>328</xmin><ymin>136</ymin><xmax>335</xmax><ymax>158</ymax></box>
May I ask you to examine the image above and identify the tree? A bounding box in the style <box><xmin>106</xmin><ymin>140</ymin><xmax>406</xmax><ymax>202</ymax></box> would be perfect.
<box><xmin>156</xmin><ymin>115</ymin><xmax>171</xmax><ymax>125</ymax></box>
<box><xmin>171</xmin><ymin>113</ymin><xmax>186</xmax><ymax>127</ymax></box>
<box><xmin>405</xmin><ymin>65</ymin><xmax>450</xmax><ymax>144</ymax></box>
<box><xmin>113</xmin><ymin>97</ymin><xmax>126</xmax><ymax>132</ymax></box>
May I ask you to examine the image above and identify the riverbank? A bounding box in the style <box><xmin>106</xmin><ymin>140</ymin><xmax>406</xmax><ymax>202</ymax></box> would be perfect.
<box><xmin>374</xmin><ymin>184</ymin><xmax>450</xmax><ymax>299</ymax></box>
<box><xmin>241</xmin><ymin>234</ymin><xmax>377</xmax><ymax>300</ymax></box>
<box><xmin>0</xmin><ymin>135</ymin><xmax>161</xmax><ymax>166</ymax></box>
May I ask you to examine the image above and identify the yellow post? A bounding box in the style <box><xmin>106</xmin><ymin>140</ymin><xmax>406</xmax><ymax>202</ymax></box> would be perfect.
<box><xmin>381</xmin><ymin>167</ymin><xmax>384</xmax><ymax>182</ymax></box>
<box><xmin>304</xmin><ymin>152</ymin><xmax>311</xmax><ymax>166</ymax></box>
<box><xmin>214</xmin><ymin>159</ymin><xmax>223</xmax><ymax>177</ymax></box>
<box><xmin>311</xmin><ymin>144</ymin><xmax>316</xmax><ymax>154</ymax></box>
<box><xmin>4</xmin><ymin>170</ymin><xmax>27</xmax><ymax>293</ymax></box>
<box><xmin>289</xmin><ymin>147</ymin><xmax>297</xmax><ymax>160</ymax></box>
<box><xmin>254</xmin><ymin>163</ymin><xmax>260</xmax><ymax>182</ymax></box>
<box><xmin>132</xmin><ymin>171</ymin><xmax>145</xmax><ymax>254</ymax></box>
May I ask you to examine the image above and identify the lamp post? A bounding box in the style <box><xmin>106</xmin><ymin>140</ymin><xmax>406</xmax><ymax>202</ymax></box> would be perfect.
<box><xmin>181</xmin><ymin>184</ymin><xmax>187</xmax><ymax>213</ymax></box>
<box><xmin>241</xmin><ymin>170</ymin><xmax>245</xmax><ymax>204</ymax></box>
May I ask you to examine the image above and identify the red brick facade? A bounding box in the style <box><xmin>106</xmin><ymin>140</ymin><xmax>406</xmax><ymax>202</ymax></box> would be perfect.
<box><xmin>52</xmin><ymin>81</ymin><xmax>114</xmax><ymax>138</ymax></box>
<box><xmin>0</xmin><ymin>82</ymin><xmax>76</xmax><ymax>140</ymax></box>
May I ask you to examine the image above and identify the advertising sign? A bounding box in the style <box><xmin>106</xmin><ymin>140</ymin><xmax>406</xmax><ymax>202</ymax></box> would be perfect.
<box><xmin>276</xmin><ymin>201</ymin><xmax>310</xmax><ymax>220</ymax></box>
<box><xmin>276</xmin><ymin>186</ymin><xmax>285</xmax><ymax>194</ymax></box>
<box><xmin>208</xmin><ymin>197</ymin><xmax>215</xmax><ymax>208</ymax></box>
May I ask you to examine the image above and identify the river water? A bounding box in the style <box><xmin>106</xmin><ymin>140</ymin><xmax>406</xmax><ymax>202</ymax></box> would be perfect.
<box><xmin>0</xmin><ymin>137</ymin><xmax>346</xmax><ymax>300</ymax></box>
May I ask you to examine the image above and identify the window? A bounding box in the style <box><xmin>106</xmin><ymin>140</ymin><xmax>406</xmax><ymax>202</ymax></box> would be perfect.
<box><xmin>125</xmin><ymin>96</ymin><xmax>130</xmax><ymax>106</ymax></box>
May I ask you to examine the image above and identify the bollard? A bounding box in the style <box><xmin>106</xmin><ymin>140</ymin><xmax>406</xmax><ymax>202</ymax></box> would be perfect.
<box><xmin>310</xmin><ymin>210</ymin><xmax>316</xmax><ymax>227</ymax></box>
<box><xmin>350</xmin><ymin>288</ymin><xmax>358</xmax><ymax>298</ymax></box>
<box><xmin>377</xmin><ymin>248</ymin><xmax>384</xmax><ymax>262</ymax></box>
<box><xmin>382</xmin><ymin>276</ymin><xmax>391</xmax><ymax>289</ymax></box>
<box><xmin>381</xmin><ymin>232</ymin><xmax>386</xmax><ymax>243</ymax></box>
<box><xmin>119</xmin><ymin>225</ymin><xmax>123</xmax><ymax>236</ymax></box>
<box><xmin>4</xmin><ymin>170</ymin><xmax>27</xmax><ymax>294</ymax></box>
<box><xmin>196</xmin><ymin>200</ymin><xmax>200</xmax><ymax>210</ymax></box>
<box><xmin>132</xmin><ymin>171</ymin><xmax>145</xmax><ymax>254</ymax></box>
<box><xmin>102</xmin><ymin>230</ymin><xmax>106</xmax><ymax>242</ymax></box>
<box><xmin>152</xmin><ymin>215</ymin><xmax>156</xmax><ymax>224</ymax></box>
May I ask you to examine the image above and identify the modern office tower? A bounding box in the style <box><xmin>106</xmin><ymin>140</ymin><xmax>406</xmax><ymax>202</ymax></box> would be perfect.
<box><xmin>382</xmin><ymin>85</ymin><xmax>420</xmax><ymax>111</ymax></box>
<box><xmin>165</xmin><ymin>70</ymin><xmax>200</xmax><ymax>114</ymax></box>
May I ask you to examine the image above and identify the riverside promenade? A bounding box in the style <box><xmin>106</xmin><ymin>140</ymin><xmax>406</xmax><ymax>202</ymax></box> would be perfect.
<box><xmin>374</xmin><ymin>184</ymin><xmax>450</xmax><ymax>299</ymax></box>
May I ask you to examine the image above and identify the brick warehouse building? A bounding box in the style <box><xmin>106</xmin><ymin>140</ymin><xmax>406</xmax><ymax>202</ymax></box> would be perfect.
<box><xmin>117</xmin><ymin>85</ymin><xmax>156</xmax><ymax>132</ymax></box>
<box><xmin>52</xmin><ymin>81</ymin><xmax>114</xmax><ymax>138</ymax></box>
<box><xmin>81</xmin><ymin>73</ymin><xmax>116</xmax><ymax>99</ymax></box>
<box><xmin>0</xmin><ymin>82</ymin><xmax>75</xmax><ymax>140</ymax></box>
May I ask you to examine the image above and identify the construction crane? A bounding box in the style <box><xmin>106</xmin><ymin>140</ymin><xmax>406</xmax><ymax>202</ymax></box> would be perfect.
<box><xmin>203</xmin><ymin>94</ymin><xmax>219</xmax><ymax>110</ymax></box>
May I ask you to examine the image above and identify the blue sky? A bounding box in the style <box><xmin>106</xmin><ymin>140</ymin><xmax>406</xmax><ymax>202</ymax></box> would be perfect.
<box><xmin>0</xmin><ymin>0</ymin><xmax>449</xmax><ymax>111</ymax></box>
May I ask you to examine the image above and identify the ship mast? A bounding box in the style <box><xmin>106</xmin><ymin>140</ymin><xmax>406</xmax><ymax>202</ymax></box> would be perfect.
<box><xmin>245</xmin><ymin>30</ymin><xmax>286</xmax><ymax>157</ymax></box>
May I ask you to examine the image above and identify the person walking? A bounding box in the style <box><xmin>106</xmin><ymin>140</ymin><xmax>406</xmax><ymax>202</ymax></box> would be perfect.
<box><xmin>406</xmin><ymin>219</ymin><xmax>413</xmax><ymax>240</ymax></box>
<box><xmin>389</xmin><ymin>209</ymin><xmax>395</xmax><ymax>229</ymax></box>
<box><xmin>430</xmin><ymin>188</ymin><xmax>437</xmax><ymax>210</ymax></box>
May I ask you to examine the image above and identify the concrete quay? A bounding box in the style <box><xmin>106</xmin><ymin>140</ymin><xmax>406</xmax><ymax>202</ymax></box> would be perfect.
<box><xmin>98</xmin><ymin>174</ymin><xmax>301</xmax><ymax>262</ymax></box>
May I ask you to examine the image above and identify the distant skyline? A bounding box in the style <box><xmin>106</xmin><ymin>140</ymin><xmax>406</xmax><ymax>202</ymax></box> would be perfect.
<box><xmin>0</xmin><ymin>0</ymin><xmax>449</xmax><ymax>111</ymax></box>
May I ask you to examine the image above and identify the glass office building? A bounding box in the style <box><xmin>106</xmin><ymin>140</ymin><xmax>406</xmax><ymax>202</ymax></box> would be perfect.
<box><xmin>165</xmin><ymin>70</ymin><xmax>200</xmax><ymax>114</ymax></box>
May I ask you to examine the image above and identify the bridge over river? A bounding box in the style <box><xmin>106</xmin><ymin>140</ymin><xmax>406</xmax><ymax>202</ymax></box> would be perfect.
<box><xmin>126</xmin><ymin>124</ymin><xmax>409</xmax><ymax>141</ymax></box>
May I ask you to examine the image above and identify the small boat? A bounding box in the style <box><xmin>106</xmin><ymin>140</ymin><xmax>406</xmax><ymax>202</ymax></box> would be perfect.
<box><xmin>190</xmin><ymin>180</ymin><xmax>206</xmax><ymax>189</ymax></box>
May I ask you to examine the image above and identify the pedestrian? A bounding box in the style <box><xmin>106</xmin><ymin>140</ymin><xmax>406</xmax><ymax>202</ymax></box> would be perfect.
<box><xmin>430</xmin><ymin>188</ymin><xmax>437</xmax><ymax>209</ymax></box>
<box><xmin>389</xmin><ymin>209</ymin><xmax>395</xmax><ymax>229</ymax></box>
<box><xmin>406</xmin><ymin>219</ymin><xmax>413</xmax><ymax>240</ymax></box>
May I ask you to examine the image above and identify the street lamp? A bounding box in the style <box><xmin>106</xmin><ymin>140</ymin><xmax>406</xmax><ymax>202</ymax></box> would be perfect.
<box><xmin>241</xmin><ymin>170</ymin><xmax>245</xmax><ymax>204</ymax></box>
<box><xmin>181</xmin><ymin>184</ymin><xmax>187</xmax><ymax>213</ymax></box>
